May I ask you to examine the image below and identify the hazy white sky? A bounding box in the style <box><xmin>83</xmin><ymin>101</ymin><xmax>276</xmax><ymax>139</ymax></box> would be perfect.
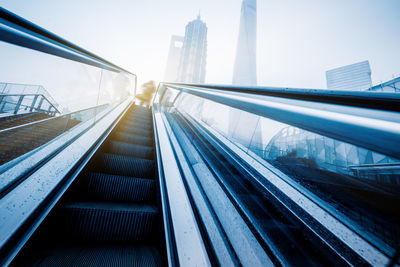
<box><xmin>2</xmin><ymin>0</ymin><xmax>400</xmax><ymax>88</ymax></box>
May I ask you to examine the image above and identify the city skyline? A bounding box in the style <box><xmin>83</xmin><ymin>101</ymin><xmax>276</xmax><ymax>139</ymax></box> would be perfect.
<box><xmin>1</xmin><ymin>0</ymin><xmax>400</xmax><ymax>89</ymax></box>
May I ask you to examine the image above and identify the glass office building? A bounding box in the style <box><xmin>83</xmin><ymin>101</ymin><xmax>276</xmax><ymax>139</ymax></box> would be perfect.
<box><xmin>177</xmin><ymin>15</ymin><xmax>207</xmax><ymax>84</ymax></box>
<box><xmin>326</xmin><ymin>60</ymin><xmax>372</xmax><ymax>91</ymax></box>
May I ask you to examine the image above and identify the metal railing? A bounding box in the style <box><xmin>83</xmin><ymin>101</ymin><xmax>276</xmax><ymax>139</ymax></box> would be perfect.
<box><xmin>153</xmin><ymin>82</ymin><xmax>400</xmax><ymax>266</ymax></box>
<box><xmin>0</xmin><ymin>7</ymin><xmax>136</xmax><ymax>264</ymax></box>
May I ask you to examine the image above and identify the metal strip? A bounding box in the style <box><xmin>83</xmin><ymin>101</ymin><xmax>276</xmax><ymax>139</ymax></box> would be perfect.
<box><xmin>167</xmin><ymin>85</ymin><xmax>400</xmax><ymax>159</ymax></box>
<box><xmin>0</xmin><ymin>7</ymin><xmax>133</xmax><ymax>75</ymax></box>
<box><xmin>153</xmin><ymin>111</ymin><xmax>210</xmax><ymax>267</ymax></box>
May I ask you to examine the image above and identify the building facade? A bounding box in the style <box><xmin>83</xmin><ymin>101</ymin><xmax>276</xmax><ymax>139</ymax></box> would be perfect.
<box><xmin>264</xmin><ymin>126</ymin><xmax>400</xmax><ymax>185</ymax></box>
<box><xmin>232</xmin><ymin>0</ymin><xmax>257</xmax><ymax>86</ymax></box>
<box><xmin>177</xmin><ymin>15</ymin><xmax>207</xmax><ymax>84</ymax></box>
<box><xmin>164</xmin><ymin>35</ymin><xmax>184</xmax><ymax>82</ymax></box>
<box><xmin>326</xmin><ymin>60</ymin><xmax>372</xmax><ymax>91</ymax></box>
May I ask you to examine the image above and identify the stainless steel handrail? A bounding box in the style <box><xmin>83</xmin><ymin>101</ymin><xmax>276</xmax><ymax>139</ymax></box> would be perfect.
<box><xmin>159</xmin><ymin>83</ymin><xmax>400</xmax><ymax>160</ymax></box>
<box><xmin>0</xmin><ymin>7</ymin><xmax>134</xmax><ymax>76</ymax></box>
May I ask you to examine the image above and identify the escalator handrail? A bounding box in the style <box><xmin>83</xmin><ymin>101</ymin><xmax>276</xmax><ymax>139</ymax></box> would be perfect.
<box><xmin>0</xmin><ymin>7</ymin><xmax>134</xmax><ymax>75</ymax></box>
<box><xmin>157</xmin><ymin>83</ymin><xmax>400</xmax><ymax>160</ymax></box>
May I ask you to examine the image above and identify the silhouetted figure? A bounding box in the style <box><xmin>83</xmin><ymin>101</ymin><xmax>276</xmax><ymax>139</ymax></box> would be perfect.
<box><xmin>136</xmin><ymin>81</ymin><xmax>156</xmax><ymax>107</ymax></box>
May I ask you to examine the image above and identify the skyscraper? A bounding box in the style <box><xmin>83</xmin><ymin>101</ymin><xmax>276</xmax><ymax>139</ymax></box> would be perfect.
<box><xmin>164</xmin><ymin>35</ymin><xmax>184</xmax><ymax>82</ymax></box>
<box><xmin>326</xmin><ymin>60</ymin><xmax>372</xmax><ymax>91</ymax></box>
<box><xmin>177</xmin><ymin>15</ymin><xmax>207</xmax><ymax>84</ymax></box>
<box><xmin>232</xmin><ymin>0</ymin><xmax>257</xmax><ymax>86</ymax></box>
<box><xmin>230</xmin><ymin>0</ymin><xmax>260</xmax><ymax>153</ymax></box>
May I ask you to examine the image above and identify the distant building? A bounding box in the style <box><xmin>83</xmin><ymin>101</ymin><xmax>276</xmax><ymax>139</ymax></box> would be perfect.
<box><xmin>326</xmin><ymin>60</ymin><xmax>372</xmax><ymax>91</ymax></box>
<box><xmin>230</xmin><ymin>0</ymin><xmax>259</xmax><ymax>155</ymax></box>
<box><xmin>264</xmin><ymin>126</ymin><xmax>400</xmax><ymax>185</ymax></box>
<box><xmin>164</xmin><ymin>35</ymin><xmax>184</xmax><ymax>82</ymax></box>
<box><xmin>232</xmin><ymin>0</ymin><xmax>257</xmax><ymax>86</ymax></box>
<box><xmin>367</xmin><ymin>76</ymin><xmax>400</xmax><ymax>93</ymax></box>
<box><xmin>177</xmin><ymin>15</ymin><xmax>207</xmax><ymax>84</ymax></box>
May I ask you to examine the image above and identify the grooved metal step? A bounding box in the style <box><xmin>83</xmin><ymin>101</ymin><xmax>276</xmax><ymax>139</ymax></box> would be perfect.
<box><xmin>113</xmin><ymin>132</ymin><xmax>153</xmax><ymax>146</ymax></box>
<box><xmin>106</xmin><ymin>140</ymin><xmax>154</xmax><ymax>159</ymax></box>
<box><xmin>95</xmin><ymin>153</ymin><xmax>155</xmax><ymax>178</ymax></box>
<box><xmin>62</xmin><ymin>202</ymin><xmax>158</xmax><ymax>242</ymax></box>
<box><xmin>123</xmin><ymin>120</ymin><xmax>153</xmax><ymax>130</ymax></box>
<box><xmin>34</xmin><ymin>246</ymin><xmax>161</xmax><ymax>267</ymax></box>
<box><xmin>87</xmin><ymin>172</ymin><xmax>155</xmax><ymax>202</ymax></box>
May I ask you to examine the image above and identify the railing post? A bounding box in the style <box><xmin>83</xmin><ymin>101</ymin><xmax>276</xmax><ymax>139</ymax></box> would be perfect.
<box><xmin>37</xmin><ymin>96</ymin><xmax>44</xmax><ymax>111</ymax></box>
<box><xmin>0</xmin><ymin>95</ymin><xmax>4</xmax><ymax>113</ymax></box>
<box><xmin>14</xmin><ymin>95</ymin><xmax>24</xmax><ymax>114</ymax></box>
<box><xmin>30</xmin><ymin>95</ymin><xmax>38</xmax><ymax>112</ymax></box>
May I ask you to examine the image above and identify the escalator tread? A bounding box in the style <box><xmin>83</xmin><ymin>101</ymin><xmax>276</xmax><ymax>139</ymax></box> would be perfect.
<box><xmin>34</xmin><ymin>246</ymin><xmax>161</xmax><ymax>267</ymax></box>
<box><xmin>106</xmin><ymin>141</ymin><xmax>154</xmax><ymax>160</ymax></box>
<box><xmin>87</xmin><ymin>172</ymin><xmax>156</xmax><ymax>202</ymax></box>
<box><xmin>95</xmin><ymin>153</ymin><xmax>155</xmax><ymax>178</ymax></box>
<box><xmin>13</xmin><ymin>105</ymin><xmax>163</xmax><ymax>266</ymax></box>
<box><xmin>62</xmin><ymin>202</ymin><xmax>158</xmax><ymax>242</ymax></box>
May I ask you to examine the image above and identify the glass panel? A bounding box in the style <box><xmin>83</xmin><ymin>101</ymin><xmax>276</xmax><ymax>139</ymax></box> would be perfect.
<box><xmin>0</xmin><ymin>38</ymin><xmax>135</xmax><ymax>171</ymax></box>
<box><xmin>172</xmin><ymin>91</ymin><xmax>400</xmax><ymax>250</ymax></box>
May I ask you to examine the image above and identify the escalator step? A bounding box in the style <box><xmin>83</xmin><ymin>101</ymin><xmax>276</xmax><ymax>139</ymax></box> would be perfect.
<box><xmin>119</xmin><ymin>126</ymin><xmax>151</xmax><ymax>137</ymax></box>
<box><xmin>106</xmin><ymin>141</ymin><xmax>154</xmax><ymax>159</ymax></box>
<box><xmin>87</xmin><ymin>172</ymin><xmax>155</xmax><ymax>202</ymax></box>
<box><xmin>96</xmin><ymin>153</ymin><xmax>154</xmax><ymax>178</ymax></box>
<box><xmin>113</xmin><ymin>132</ymin><xmax>153</xmax><ymax>146</ymax></box>
<box><xmin>34</xmin><ymin>246</ymin><xmax>161</xmax><ymax>267</ymax></box>
<box><xmin>125</xmin><ymin>119</ymin><xmax>152</xmax><ymax>127</ymax></box>
<box><xmin>62</xmin><ymin>202</ymin><xmax>158</xmax><ymax>242</ymax></box>
<box><xmin>123</xmin><ymin>120</ymin><xmax>152</xmax><ymax>130</ymax></box>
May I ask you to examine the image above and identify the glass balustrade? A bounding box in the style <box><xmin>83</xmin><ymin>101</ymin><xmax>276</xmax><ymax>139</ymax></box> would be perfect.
<box><xmin>155</xmin><ymin>84</ymin><xmax>400</xmax><ymax>262</ymax></box>
<box><xmin>0</xmin><ymin>17</ymin><xmax>136</xmax><ymax>187</ymax></box>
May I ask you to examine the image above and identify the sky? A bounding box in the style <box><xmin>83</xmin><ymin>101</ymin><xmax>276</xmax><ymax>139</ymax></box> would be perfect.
<box><xmin>1</xmin><ymin>0</ymin><xmax>400</xmax><ymax>89</ymax></box>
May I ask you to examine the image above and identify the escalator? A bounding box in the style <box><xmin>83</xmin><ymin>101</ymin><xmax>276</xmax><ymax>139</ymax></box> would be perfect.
<box><xmin>12</xmin><ymin>105</ymin><xmax>164</xmax><ymax>266</ymax></box>
<box><xmin>168</xmin><ymin>112</ymin><xmax>349</xmax><ymax>266</ymax></box>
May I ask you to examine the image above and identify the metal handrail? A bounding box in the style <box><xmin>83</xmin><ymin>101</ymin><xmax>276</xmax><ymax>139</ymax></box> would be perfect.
<box><xmin>166</xmin><ymin>82</ymin><xmax>400</xmax><ymax>111</ymax></box>
<box><xmin>159</xmin><ymin>82</ymin><xmax>400</xmax><ymax>160</ymax></box>
<box><xmin>0</xmin><ymin>7</ymin><xmax>134</xmax><ymax>76</ymax></box>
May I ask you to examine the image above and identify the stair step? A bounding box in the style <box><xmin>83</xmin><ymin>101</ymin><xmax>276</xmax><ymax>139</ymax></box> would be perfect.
<box><xmin>113</xmin><ymin>132</ymin><xmax>153</xmax><ymax>146</ymax></box>
<box><xmin>106</xmin><ymin>141</ymin><xmax>153</xmax><ymax>159</ymax></box>
<box><xmin>119</xmin><ymin>125</ymin><xmax>152</xmax><ymax>137</ymax></box>
<box><xmin>95</xmin><ymin>153</ymin><xmax>154</xmax><ymax>178</ymax></box>
<box><xmin>123</xmin><ymin>120</ymin><xmax>152</xmax><ymax>130</ymax></box>
<box><xmin>87</xmin><ymin>172</ymin><xmax>155</xmax><ymax>202</ymax></box>
<box><xmin>125</xmin><ymin>116</ymin><xmax>152</xmax><ymax>126</ymax></box>
<box><xmin>34</xmin><ymin>246</ymin><xmax>161</xmax><ymax>267</ymax></box>
<box><xmin>62</xmin><ymin>202</ymin><xmax>158</xmax><ymax>242</ymax></box>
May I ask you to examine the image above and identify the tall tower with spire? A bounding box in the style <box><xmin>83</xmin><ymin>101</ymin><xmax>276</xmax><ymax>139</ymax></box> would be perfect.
<box><xmin>232</xmin><ymin>0</ymin><xmax>257</xmax><ymax>86</ymax></box>
<box><xmin>229</xmin><ymin>0</ymin><xmax>261</xmax><ymax>154</ymax></box>
<box><xmin>177</xmin><ymin>14</ymin><xmax>207</xmax><ymax>84</ymax></box>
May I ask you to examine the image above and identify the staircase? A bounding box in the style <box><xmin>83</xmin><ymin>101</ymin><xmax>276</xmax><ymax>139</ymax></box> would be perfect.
<box><xmin>0</xmin><ymin>116</ymin><xmax>80</xmax><ymax>165</ymax></box>
<box><xmin>12</xmin><ymin>105</ymin><xmax>163</xmax><ymax>266</ymax></box>
<box><xmin>0</xmin><ymin>112</ymin><xmax>51</xmax><ymax>131</ymax></box>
